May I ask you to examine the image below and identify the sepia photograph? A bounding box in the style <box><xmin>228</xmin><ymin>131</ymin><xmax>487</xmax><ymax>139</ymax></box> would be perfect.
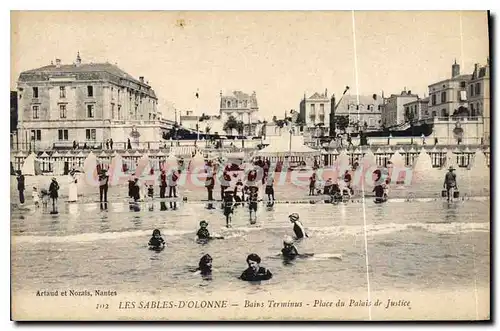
<box><xmin>9</xmin><ymin>10</ymin><xmax>491</xmax><ymax>321</ymax></box>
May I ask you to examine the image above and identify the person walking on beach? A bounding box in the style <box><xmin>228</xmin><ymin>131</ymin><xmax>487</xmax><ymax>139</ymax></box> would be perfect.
<box><xmin>49</xmin><ymin>177</ymin><xmax>60</xmax><ymax>213</ymax></box>
<box><xmin>168</xmin><ymin>169</ymin><xmax>179</xmax><ymax>198</ymax></box>
<box><xmin>16</xmin><ymin>170</ymin><xmax>25</xmax><ymax>204</ymax></box>
<box><xmin>443</xmin><ymin>166</ymin><xmax>458</xmax><ymax>202</ymax></box>
<box><xmin>265</xmin><ymin>175</ymin><xmax>275</xmax><ymax>204</ymax></box>
<box><xmin>109</xmin><ymin>138</ymin><xmax>113</xmax><ymax>150</ymax></box>
<box><xmin>220</xmin><ymin>170</ymin><xmax>231</xmax><ymax>201</ymax></box>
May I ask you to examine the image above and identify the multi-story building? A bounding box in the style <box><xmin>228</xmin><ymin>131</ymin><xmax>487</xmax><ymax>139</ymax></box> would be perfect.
<box><xmin>299</xmin><ymin>90</ymin><xmax>329</xmax><ymax>131</ymax></box>
<box><xmin>468</xmin><ymin>59</ymin><xmax>490</xmax><ymax>141</ymax></box>
<box><xmin>333</xmin><ymin>94</ymin><xmax>383</xmax><ymax>131</ymax></box>
<box><xmin>219</xmin><ymin>90</ymin><xmax>260</xmax><ymax>135</ymax></box>
<box><xmin>16</xmin><ymin>53</ymin><xmax>166</xmax><ymax>151</ymax></box>
<box><xmin>403</xmin><ymin>97</ymin><xmax>429</xmax><ymax>122</ymax></box>
<box><xmin>381</xmin><ymin>89</ymin><xmax>419</xmax><ymax>127</ymax></box>
<box><xmin>427</xmin><ymin>60</ymin><xmax>471</xmax><ymax>119</ymax></box>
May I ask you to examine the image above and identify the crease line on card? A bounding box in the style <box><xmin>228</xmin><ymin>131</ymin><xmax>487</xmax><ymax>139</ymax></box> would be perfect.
<box><xmin>460</xmin><ymin>11</ymin><xmax>479</xmax><ymax>319</ymax></box>
<box><xmin>351</xmin><ymin>10</ymin><xmax>372</xmax><ymax>321</ymax></box>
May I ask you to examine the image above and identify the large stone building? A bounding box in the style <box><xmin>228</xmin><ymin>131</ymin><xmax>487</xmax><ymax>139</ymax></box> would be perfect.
<box><xmin>427</xmin><ymin>60</ymin><xmax>471</xmax><ymax>119</ymax></box>
<box><xmin>219</xmin><ymin>90</ymin><xmax>260</xmax><ymax>135</ymax></box>
<box><xmin>468</xmin><ymin>59</ymin><xmax>490</xmax><ymax>141</ymax></box>
<box><xmin>16</xmin><ymin>53</ymin><xmax>167</xmax><ymax>151</ymax></box>
<box><xmin>334</xmin><ymin>94</ymin><xmax>383</xmax><ymax>131</ymax></box>
<box><xmin>299</xmin><ymin>90</ymin><xmax>330</xmax><ymax>131</ymax></box>
<box><xmin>403</xmin><ymin>97</ymin><xmax>429</xmax><ymax>122</ymax></box>
<box><xmin>381</xmin><ymin>89</ymin><xmax>419</xmax><ymax>127</ymax></box>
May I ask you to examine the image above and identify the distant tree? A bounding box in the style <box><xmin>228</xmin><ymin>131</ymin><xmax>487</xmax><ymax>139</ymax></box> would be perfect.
<box><xmin>223</xmin><ymin>116</ymin><xmax>238</xmax><ymax>133</ymax></box>
<box><xmin>335</xmin><ymin>115</ymin><xmax>350</xmax><ymax>133</ymax></box>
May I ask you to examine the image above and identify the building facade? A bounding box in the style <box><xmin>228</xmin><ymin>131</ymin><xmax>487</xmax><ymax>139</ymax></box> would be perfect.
<box><xmin>381</xmin><ymin>89</ymin><xmax>419</xmax><ymax>127</ymax></box>
<box><xmin>403</xmin><ymin>97</ymin><xmax>429</xmax><ymax>122</ymax></box>
<box><xmin>16</xmin><ymin>53</ymin><xmax>167</xmax><ymax>151</ymax></box>
<box><xmin>219</xmin><ymin>90</ymin><xmax>260</xmax><ymax>135</ymax></box>
<box><xmin>334</xmin><ymin>94</ymin><xmax>383</xmax><ymax>131</ymax></box>
<box><xmin>299</xmin><ymin>90</ymin><xmax>329</xmax><ymax>131</ymax></box>
<box><xmin>468</xmin><ymin>59</ymin><xmax>490</xmax><ymax>141</ymax></box>
<box><xmin>427</xmin><ymin>61</ymin><xmax>471</xmax><ymax>120</ymax></box>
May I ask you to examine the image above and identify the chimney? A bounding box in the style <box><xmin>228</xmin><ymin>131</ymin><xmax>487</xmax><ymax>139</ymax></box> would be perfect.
<box><xmin>325</xmin><ymin>88</ymin><xmax>328</xmax><ymax>98</ymax></box>
<box><xmin>139</xmin><ymin>76</ymin><xmax>144</xmax><ymax>83</ymax></box>
<box><xmin>55</xmin><ymin>59</ymin><xmax>61</xmax><ymax>68</ymax></box>
<box><xmin>329</xmin><ymin>94</ymin><xmax>336</xmax><ymax>137</ymax></box>
<box><xmin>408</xmin><ymin>90</ymin><xmax>411</xmax><ymax>95</ymax></box>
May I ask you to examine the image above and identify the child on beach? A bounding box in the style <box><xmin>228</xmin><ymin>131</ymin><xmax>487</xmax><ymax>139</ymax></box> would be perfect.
<box><xmin>147</xmin><ymin>184</ymin><xmax>154</xmax><ymax>211</ymax></box>
<box><xmin>222</xmin><ymin>190</ymin><xmax>234</xmax><ymax>228</ymax></box>
<box><xmin>248</xmin><ymin>186</ymin><xmax>259</xmax><ymax>224</ymax></box>
<box><xmin>32</xmin><ymin>186</ymin><xmax>40</xmax><ymax>208</ymax></box>
<box><xmin>148</xmin><ymin>229</ymin><xmax>165</xmax><ymax>250</ymax></box>
<box><xmin>40</xmin><ymin>189</ymin><xmax>49</xmax><ymax>210</ymax></box>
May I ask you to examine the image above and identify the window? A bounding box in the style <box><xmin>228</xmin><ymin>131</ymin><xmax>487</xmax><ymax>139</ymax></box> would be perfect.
<box><xmin>432</xmin><ymin>111</ymin><xmax>437</xmax><ymax>117</ymax></box>
<box><xmin>460</xmin><ymin>81</ymin><xmax>466</xmax><ymax>88</ymax></box>
<box><xmin>87</xmin><ymin>86</ymin><xmax>94</xmax><ymax>97</ymax></box>
<box><xmin>470</xmin><ymin>103</ymin><xmax>475</xmax><ymax>116</ymax></box>
<box><xmin>32</xmin><ymin>105</ymin><xmax>39</xmax><ymax>119</ymax></box>
<box><xmin>378</xmin><ymin>105</ymin><xmax>381</xmax><ymax>110</ymax></box>
<box><xmin>475</xmin><ymin>83</ymin><xmax>481</xmax><ymax>95</ymax></box>
<box><xmin>441</xmin><ymin>109</ymin><xmax>447</xmax><ymax>117</ymax></box>
<box><xmin>58</xmin><ymin>129</ymin><xmax>68</xmax><ymax>141</ymax></box>
<box><xmin>441</xmin><ymin>91</ymin><xmax>447</xmax><ymax>103</ymax></box>
<box><xmin>227</xmin><ymin>101</ymin><xmax>230</xmax><ymax>108</ymax></box>
<box><xmin>111</xmin><ymin>87</ymin><xmax>114</xmax><ymax>100</ymax></box>
<box><xmin>32</xmin><ymin>87</ymin><xmax>39</xmax><ymax>98</ymax></box>
<box><xmin>310</xmin><ymin>104</ymin><xmax>315</xmax><ymax>113</ymax></box>
<box><xmin>319</xmin><ymin>104</ymin><xmax>324</xmax><ymax>113</ymax></box>
<box><xmin>59</xmin><ymin>86</ymin><xmax>66</xmax><ymax>98</ymax></box>
<box><xmin>111</xmin><ymin>103</ymin><xmax>115</xmax><ymax>119</ymax></box>
<box><xmin>432</xmin><ymin>94</ymin><xmax>436</xmax><ymax>105</ymax></box>
<box><xmin>469</xmin><ymin>85</ymin><xmax>474</xmax><ymax>97</ymax></box>
<box><xmin>117</xmin><ymin>105</ymin><xmax>121</xmax><ymax>120</ymax></box>
<box><xmin>59</xmin><ymin>104</ymin><xmax>67</xmax><ymax>118</ymax></box>
<box><xmin>85</xmin><ymin>129</ymin><xmax>96</xmax><ymax>140</ymax></box>
<box><xmin>31</xmin><ymin>129</ymin><xmax>41</xmax><ymax>141</ymax></box>
<box><xmin>134</xmin><ymin>106</ymin><xmax>138</xmax><ymax>118</ymax></box>
<box><xmin>87</xmin><ymin>104</ymin><xmax>95</xmax><ymax>118</ymax></box>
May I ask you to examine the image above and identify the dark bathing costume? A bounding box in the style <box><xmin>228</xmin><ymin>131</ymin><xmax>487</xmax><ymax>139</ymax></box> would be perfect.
<box><xmin>282</xmin><ymin>246</ymin><xmax>299</xmax><ymax>259</ymax></box>
<box><xmin>148</xmin><ymin>236</ymin><xmax>165</xmax><ymax>248</ymax></box>
<box><xmin>240</xmin><ymin>266</ymin><xmax>273</xmax><ymax>281</ymax></box>
<box><xmin>293</xmin><ymin>221</ymin><xmax>307</xmax><ymax>239</ymax></box>
<box><xmin>197</xmin><ymin>228</ymin><xmax>210</xmax><ymax>240</ymax></box>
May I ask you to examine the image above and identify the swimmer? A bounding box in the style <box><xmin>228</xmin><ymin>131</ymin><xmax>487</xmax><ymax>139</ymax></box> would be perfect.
<box><xmin>196</xmin><ymin>221</ymin><xmax>224</xmax><ymax>241</ymax></box>
<box><xmin>281</xmin><ymin>236</ymin><xmax>299</xmax><ymax>259</ymax></box>
<box><xmin>239</xmin><ymin>253</ymin><xmax>273</xmax><ymax>282</ymax></box>
<box><xmin>148</xmin><ymin>229</ymin><xmax>165</xmax><ymax>250</ymax></box>
<box><xmin>288</xmin><ymin>213</ymin><xmax>308</xmax><ymax>239</ymax></box>
<box><xmin>193</xmin><ymin>254</ymin><xmax>213</xmax><ymax>276</ymax></box>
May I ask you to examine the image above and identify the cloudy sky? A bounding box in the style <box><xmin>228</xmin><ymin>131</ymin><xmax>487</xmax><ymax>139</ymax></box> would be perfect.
<box><xmin>11</xmin><ymin>11</ymin><xmax>489</xmax><ymax>121</ymax></box>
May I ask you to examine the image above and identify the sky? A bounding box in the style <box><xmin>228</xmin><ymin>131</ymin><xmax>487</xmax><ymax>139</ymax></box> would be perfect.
<box><xmin>11</xmin><ymin>11</ymin><xmax>490</xmax><ymax>122</ymax></box>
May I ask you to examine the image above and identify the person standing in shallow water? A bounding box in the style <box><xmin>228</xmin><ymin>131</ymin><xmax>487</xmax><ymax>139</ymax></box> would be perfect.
<box><xmin>239</xmin><ymin>254</ymin><xmax>273</xmax><ymax>281</ymax></box>
<box><xmin>49</xmin><ymin>177</ymin><xmax>60</xmax><ymax>213</ymax></box>
<box><xmin>98</xmin><ymin>169</ymin><xmax>109</xmax><ymax>203</ymax></box>
<box><xmin>443</xmin><ymin>166</ymin><xmax>458</xmax><ymax>202</ymax></box>
<box><xmin>16</xmin><ymin>171</ymin><xmax>25</xmax><ymax>204</ymax></box>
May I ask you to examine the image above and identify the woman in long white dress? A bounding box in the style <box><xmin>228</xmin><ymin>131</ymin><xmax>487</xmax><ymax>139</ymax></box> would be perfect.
<box><xmin>68</xmin><ymin>170</ymin><xmax>78</xmax><ymax>202</ymax></box>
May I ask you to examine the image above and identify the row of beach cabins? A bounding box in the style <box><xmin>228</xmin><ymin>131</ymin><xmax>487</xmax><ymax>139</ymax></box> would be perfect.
<box><xmin>12</xmin><ymin>145</ymin><xmax>490</xmax><ymax>176</ymax></box>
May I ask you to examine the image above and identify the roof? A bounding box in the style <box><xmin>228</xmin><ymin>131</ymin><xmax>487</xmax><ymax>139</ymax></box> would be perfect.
<box><xmin>429</xmin><ymin>74</ymin><xmax>472</xmax><ymax>87</ymax></box>
<box><xmin>19</xmin><ymin>62</ymin><xmax>157</xmax><ymax>98</ymax></box>
<box><xmin>308</xmin><ymin>92</ymin><xmax>328</xmax><ymax>100</ymax></box>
